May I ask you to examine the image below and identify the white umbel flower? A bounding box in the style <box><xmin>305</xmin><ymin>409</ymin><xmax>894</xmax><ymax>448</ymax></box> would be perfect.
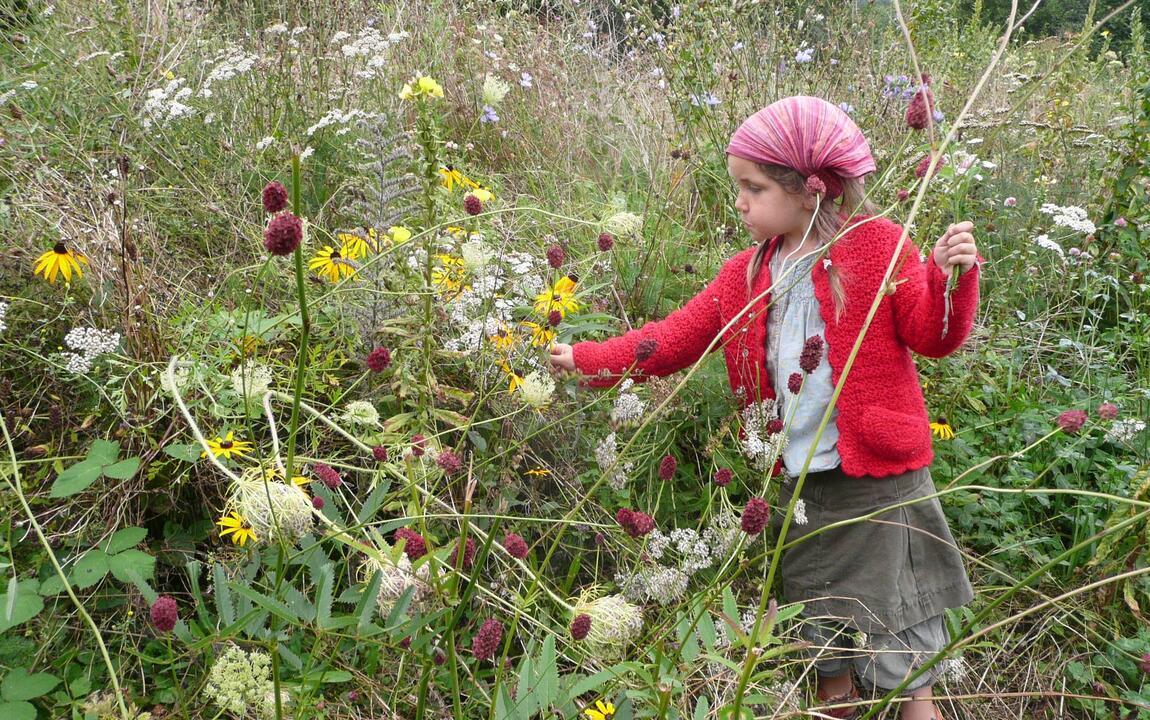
<box><xmin>519</xmin><ymin>371</ymin><xmax>555</xmax><ymax>409</ymax></box>
<box><xmin>358</xmin><ymin>551</ymin><xmax>436</xmax><ymax>616</ymax></box>
<box><xmin>230</xmin><ymin>474</ymin><xmax>314</xmax><ymax>543</ymax></box>
<box><xmin>230</xmin><ymin>362</ymin><xmax>273</xmax><ymax>400</ymax></box>
<box><xmin>341</xmin><ymin>400</ymin><xmax>380</xmax><ymax>426</ymax></box>
<box><xmin>571</xmin><ymin>591</ymin><xmax>644</xmax><ymax>659</ymax></box>
<box><xmin>611</xmin><ymin>378</ymin><xmax>646</xmax><ymax>424</ymax></box>
<box><xmin>205</xmin><ymin>645</ymin><xmax>284</xmax><ymax>720</ymax></box>
<box><xmin>481</xmin><ymin>73</ymin><xmax>511</xmax><ymax>107</ymax></box>
<box><xmin>461</xmin><ymin>239</ymin><xmax>495</xmax><ymax>270</ymax></box>
<box><xmin>792</xmin><ymin>499</ymin><xmax>808</xmax><ymax>525</ymax></box>
<box><xmin>601</xmin><ymin>211</ymin><xmax>643</xmax><ymax>237</ymax></box>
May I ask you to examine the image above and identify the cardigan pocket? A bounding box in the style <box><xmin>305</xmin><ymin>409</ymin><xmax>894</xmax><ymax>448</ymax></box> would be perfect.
<box><xmin>857</xmin><ymin>405</ymin><xmax>931</xmax><ymax>462</ymax></box>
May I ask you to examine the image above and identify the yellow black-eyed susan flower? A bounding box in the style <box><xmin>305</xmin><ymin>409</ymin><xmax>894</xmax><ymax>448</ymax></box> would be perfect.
<box><xmin>216</xmin><ymin>511</ymin><xmax>257</xmax><ymax>547</ymax></box>
<box><xmin>439</xmin><ymin>165</ymin><xmax>479</xmax><ymax>192</ymax></box>
<box><xmin>308</xmin><ymin>244</ymin><xmax>359</xmax><ymax>283</ymax></box>
<box><xmin>431</xmin><ymin>253</ymin><xmax>469</xmax><ymax>297</ymax></box>
<box><xmin>337</xmin><ymin>228</ymin><xmax>376</xmax><ymax>258</ymax></box>
<box><xmin>520</xmin><ymin>321</ymin><xmax>556</xmax><ymax>348</ymax></box>
<box><xmin>930</xmin><ymin>417</ymin><xmax>955</xmax><ymax>440</ymax></box>
<box><xmin>202</xmin><ymin>431</ymin><xmax>254</xmax><ymax>460</ymax></box>
<box><xmin>584</xmin><ymin>699</ymin><xmax>615</xmax><ymax>720</ymax></box>
<box><xmin>488</xmin><ymin>324</ymin><xmax>517</xmax><ymax>350</ymax></box>
<box><xmin>500</xmin><ymin>362</ymin><xmax>525</xmax><ymax>393</ymax></box>
<box><xmin>34</xmin><ymin>242</ymin><xmax>89</xmax><ymax>284</ymax></box>
<box><xmin>534</xmin><ymin>276</ymin><xmax>580</xmax><ymax>319</ymax></box>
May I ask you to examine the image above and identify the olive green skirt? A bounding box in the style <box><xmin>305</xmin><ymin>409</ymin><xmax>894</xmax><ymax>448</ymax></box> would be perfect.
<box><xmin>770</xmin><ymin>465</ymin><xmax>974</xmax><ymax>635</ymax></box>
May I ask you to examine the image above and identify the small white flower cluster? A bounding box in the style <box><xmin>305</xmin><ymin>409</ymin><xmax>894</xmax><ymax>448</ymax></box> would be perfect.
<box><xmin>941</xmin><ymin>655</ymin><xmax>968</xmax><ymax>683</ymax></box>
<box><xmin>595</xmin><ymin>432</ymin><xmax>633</xmax><ymax>491</ymax></box>
<box><xmin>740</xmin><ymin>399</ymin><xmax>787</xmax><ymax>471</ymax></box>
<box><xmin>611</xmin><ymin>379</ymin><xmax>647</xmax><ymax>425</ymax></box>
<box><xmin>141</xmin><ymin>77</ymin><xmax>195</xmax><ymax>128</ymax></box>
<box><xmin>0</xmin><ymin>301</ymin><xmax>8</xmax><ymax>334</ymax></box>
<box><xmin>335</xmin><ymin>27</ymin><xmax>408</xmax><ymax>79</ymax></box>
<box><xmin>63</xmin><ymin>327</ymin><xmax>120</xmax><ymax>375</ymax></box>
<box><xmin>306</xmin><ymin>108</ymin><xmax>375</xmax><ymax>136</ymax></box>
<box><xmin>231</xmin><ymin>477</ymin><xmax>314</xmax><ymax>543</ymax></box>
<box><xmin>616</xmin><ymin>564</ymin><xmax>689</xmax><ymax>605</ymax></box>
<box><xmin>792</xmin><ymin>498</ymin><xmax>808</xmax><ymax>525</ymax></box>
<box><xmin>200</xmin><ymin>45</ymin><xmax>260</xmax><ymax>97</ymax></box>
<box><xmin>230</xmin><ymin>362</ymin><xmax>273</xmax><ymax>400</ymax></box>
<box><xmin>1033</xmin><ymin>234</ymin><xmax>1066</xmax><ymax>262</ymax></box>
<box><xmin>254</xmin><ymin>136</ymin><xmax>276</xmax><ymax>151</ymax></box>
<box><xmin>519</xmin><ymin>371</ymin><xmax>555</xmax><ymax>408</ymax></box>
<box><xmin>1039</xmin><ymin>203</ymin><xmax>1096</xmax><ymax>235</ymax></box>
<box><xmin>206</xmin><ymin>645</ymin><xmax>284</xmax><ymax>720</ymax></box>
<box><xmin>482</xmin><ymin>73</ymin><xmax>511</xmax><ymax>107</ymax></box>
<box><xmin>1107</xmin><ymin>418</ymin><xmax>1146</xmax><ymax>444</ymax></box>
<box><xmin>461</xmin><ymin>239</ymin><xmax>495</xmax><ymax>269</ymax></box>
<box><xmin>647</xmin><ymin>527</ymin><xmax>712</xmax><ymax>574</ymax></box>
<box><xmin>341</xmin><ymin>400</ymin><xmax>380</xmax><ymax>426</ymax></box>
<box><xmin>702</xmin><ymin>511</ymin><xmax>746</xmax><ymax>562</ymax></box>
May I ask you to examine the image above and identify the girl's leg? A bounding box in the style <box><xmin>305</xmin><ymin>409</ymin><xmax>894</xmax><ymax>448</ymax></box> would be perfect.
<box><xmin>899</xmin><ymin>685</ymin><xmax>942</xmax><ymax>720</ymax></box>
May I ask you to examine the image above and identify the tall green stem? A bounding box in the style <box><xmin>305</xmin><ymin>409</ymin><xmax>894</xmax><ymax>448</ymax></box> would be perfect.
<box><xmin>284</xmin><ymin>155</ymin><xmax>309</xmax><ymax>480</ymax></box>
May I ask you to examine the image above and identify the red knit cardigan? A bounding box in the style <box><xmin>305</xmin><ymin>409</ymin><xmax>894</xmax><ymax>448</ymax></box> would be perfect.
<box><xmin>572</xmin><ymin>215</ymin><xmax>981</xmax><ymax>478</ymax></box>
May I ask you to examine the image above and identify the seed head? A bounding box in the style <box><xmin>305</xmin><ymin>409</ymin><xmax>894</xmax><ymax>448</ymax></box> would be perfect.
<box><xmin>799</xmin><ymin>335</ymin><xmax>824</xmax><ymax>373</ymax></box>
<box><xmin>394</xmin><ymin>527</ymin><xmax>427</xmax><ymax>560</ymax></box>
<box><xmin>598</xmin><ymin>232</ymin><xmax>615</xmax><ymax>251</ymax></box>
<box><xmin>897</xmin><ymin>189</ymin><xmax>910</xmax><ymax>201</ymax></box>
<box><xmin>714</xmin><ymin>468</ymin><xmax>733</xmax><ymax>487</ymax></box>
<box><xmin>635</xmin><ymin>338</ymin><xmax>658</xmax><ymax>363</ymax></box>
<box><xmin>452</xmin><ymin>536</ymin><xmax>477</xmax><ymax>569</ymax></box>
<box><xmin>411</xmin><ymin>434</ymin><xmax>426</xmax><ymax>457</ymax></box>
<box><xmin>372</xmin><ymin>445</ymin><xmax>389</xmax><ymax>462</ymax></box>
<box><xmin>313</xmin><ymin>462</ymin><xmax>342</xmax><ymax>489</ymax></box>
<box><xmin>616</xmin><ymin>507</ymin><xmax>656</xmax><ymax>538</ymax></box>
<box><xmin>1056</xmin><ymin>409</ymin><xmax>1087</xmax><ymax>434</ymax></box>
<box><xmin>436</xmin><ymin>449</ymin><xmax>463</xmax><ymax>475</ymax></box>
<box><xmin>472</xmin><ymin>618</ymin><xmax>504</xmax><ymax>661</ymax></box>
<box><xmin>787</xmin><ymin>372</ymin><xmax>803</xmax><ymax>395</ymax></box>
<box><xmin>546</xmin><ymin>244</ymin><xmax>565</xmax><ymax>269</ymax></box>
<box><xmin>1097</xmin><ymin>402</ymin><xmax>1118</xmax><ymax>420</ymax></box>
<box><xmin>658</xmin><ymin>454</ymin><xmax>677</xmax><ymax>481</ymax></box>
<box><xmin>906</xmin><ymin>84</ymin><xmax>936</xmax><ymax>130</ymax></box>
<box><xmin>311</xmin><ymin>496</ymin><xmax>325</xmax><ymax>509</ymax></box>
<box><xmin>464</xmin><ymin>193</ymin><xmax>482</xmax><ymax>216</ymax></box>
<box><xmin>548</xmin><ymin>309</ymin><xmax>562</xmax><ymax>327</ymax></box>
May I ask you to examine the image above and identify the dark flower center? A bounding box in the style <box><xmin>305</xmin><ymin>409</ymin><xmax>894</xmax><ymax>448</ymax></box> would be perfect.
<box><xmin>936</xmin><ymin>416</ymin><xmax>948</xmax><ymax>425</ymax></box>
<box><xmin>53</xmin><ymin>242</ymin><xmax>68</xmax><ymax>254</ymax></box>
<box><xmin>220</xmin><ymin>440</ymin><xmax>234</xmax><ymax>449</ymax></box>
<box><xmin>331</xmin><ymin>249</ymin><xmax>341</xmax><ymax>259</ymax></box>
<box><xmin>552</xmin><ymin>293</ymin><xmax>561</xmax><ymax>301</ymax></box>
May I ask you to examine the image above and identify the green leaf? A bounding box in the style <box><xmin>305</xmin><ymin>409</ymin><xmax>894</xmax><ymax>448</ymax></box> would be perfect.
<box><xmin>1</xmin><ymin>668</ymin><xmax>60</xmax><ymax>701</ymax></box>
<box><xmin>104</xmin><ymin>527</ymin><xmax>148</xmax><ymax>555</ymax></box>
<box><xmin>103</xmin><ymin>457</ymin><xmax>140</xmax><ymax>480</ymax></box>
<box><xmin>355</xmin><ymin>571</ymin><xmax>382</xmax><ymax>633</ymax></box>
<box><xmin>0</xmin><ymin>585</ymin><xmax>43</xmax><ymax>632</ymax></box>
<box><xmin>230</xmin><ymin>583</ymin><xmax>299</xmax><ymax>624</ymax></box>
<box><xmin>49</xmin><ymin>459</ymin><xmax>104</xmax><ymax>498</ymax></box>
<box><xmin>70</xmin><ymin>550</ymin><xmax>110</xmax><ymax>590</ymax></box>
<box><xmin>87</xmin><ymin>440</ymin><xmax>120</xmax><ymax>465</ymax></box>
<box><xmin>163</xmin><ymin>443</ymin><xmax>202</xmax><ymax>462</ymax></box>
<box><xmin>213</xmin><ymin>564</ymin><xmax>235</xmax><ymax>626</ymax></box>
<box><xmin>0</xmin><ymin>701</ymin><xmax>36</xmax><ymax>720</ymax></box>
<box><xmin>693</xmin><ymin>695</ymin><xmax>710</xmax><ymax>720</ymax></box>
<box><xmin>538</xmin><ymin>634</ymin><xmax>557</xmax><ymax>707</ymax></box>
<box><xmin>107</xmin><ymin>550</ymin><xmax>156</xmax><ymax>585</ymax></box>
<box><xmin>315</xmin><ymin>564</ymin><xmax>334</xmax><ymax>630</ymax></box>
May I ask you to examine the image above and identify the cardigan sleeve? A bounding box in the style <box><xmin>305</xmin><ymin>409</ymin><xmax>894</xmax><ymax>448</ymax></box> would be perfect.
<box><xmin>571</xmin><ymin>263</ymin><xmax>730</xmax><ymax>389</ymax></box>
<box><xmin>889</xmin><ymin>235</ymin><xmax>982</xmax><ymax>358</ymax></box>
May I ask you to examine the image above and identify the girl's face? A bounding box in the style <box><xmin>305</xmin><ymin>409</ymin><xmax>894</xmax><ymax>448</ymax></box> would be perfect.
<box><xmin>727</xmin><ymin>155</ymin><xmax>813</xmax><ymax>246</ymax></box>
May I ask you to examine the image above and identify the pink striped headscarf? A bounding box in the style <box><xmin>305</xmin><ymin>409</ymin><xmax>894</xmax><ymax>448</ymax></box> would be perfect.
<box><xmin>726</xmin><ymin>96</ymin><xmax>876</xmax><ymax>201</ymax></box>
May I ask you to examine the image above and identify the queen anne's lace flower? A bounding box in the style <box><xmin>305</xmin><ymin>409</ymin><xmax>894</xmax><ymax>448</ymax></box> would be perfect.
<box><xmin>230</xmin><ymin>362</ymin><xmax>272</xmax><ymax>399</ymax></box>
<box><xmin>616</xmin><ymin>564</ymin><xmax>689</xmax><ymax>605</ymax></box>
<box><xmin>205</xmin><ymin>645</ymin><xmax>284</xmax><ymax>719</ymax></box>
<box><xmin>1039</xmin><ymin>203</ymin><xmax>1096</xmax><ymax>235</ymax></box>
<box><xmin>341</xmin><ymin>400</ymin><xmax>380</xmax><ymax>426</ymax></box>
<box><xmin>740</xmin><ymin>400</ymin><xmax>787</xmax><ymax>471</ymax></box>
<box><xmin>359</xmin><ymin>550</ymin><xmax>436</xmax><ymax>616</ymax></box>
<box><xmin>570</xmin><ymin>591</ymin><xmax>644</xmax><ymax>658</ymax></box>
<box><xmin>519</xmin><ymin>371</ymin><xmax>555</xmax><ymax>408</ymax></box>
<box><xmin>602</xmin><ymin>211</ymin><xmax>643</xmax><ymax>237</ymax></box>
<box><xmin>230</xmin><ymin>475</ymin><xmax>314</xmax><ymax>544</ymax></box>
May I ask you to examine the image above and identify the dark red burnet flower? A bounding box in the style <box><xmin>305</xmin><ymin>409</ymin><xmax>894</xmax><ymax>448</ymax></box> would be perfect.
<box><xmin>264</xmin><ymin>212</ymin><xmax>303</xmax><ymax>255</ymax></box>
<box><xmin>766</xmin><ymin>419</ymin><xmax>784</xmax><ymax>435</ymax></box>
<box><xmin>150</xmin><ymin>595</ymin><xmax>178</xmax><ymax>633</ymax></box>
<box><xmin>451</xmin><ymin>537</ymin><xmax>477</xmax><ymax>569</ymax></box>
<box><xmin>436</xmin><ymin>449</ymin><xmax>463</xmax><ymax>475</ymax></box>
<box><xmin>741</xmin><ymin>497</ymin><xmax>770</xmax><ymax>535</ymax></box>
<box><xmin>616</xmin><ymin>508</ymin><xmax>656</xmax><ymax>538</ymax></box>
<box><xmin>394</xmin><ymin>527</ymin><xmax>427</xmax><ymax>560</ymax></box>
<box><xmin>598</xmin><ymin>232</ymin><xmax>615</xmax><ymax>251</ymax></box>
<box><xmin>1139</xmin><ymin>652</ymin><xmax>1150</xmax><ymax>674</ymax></box>
<box><xmin>410</xmin><ymin>434</ymin><xmax>426</xmax><ymax>458</ymax></box>
<box><xmin>548</xmin><ymin>310</ymin><xmax>562</xmax><ymax>327</ymax></box>
<box><xmin>799</xmin><ymin>335</ymin><xmax>824</xmax><ymax>374</ymax></box>
<box><xmin>399</xmin><ymin>636</ymin><xmax>412</xmax><ymax>649</ymax></box>
<box><xmin>312</xmin><ymin>496</ymin><xmax>325</xmax><ymax>510</ymax></box>
<box><xmin>313</xmin><ymin>462</ymin><xmax>343</xmax><ymax>489</ymax></box>
<box><xmin>570</xmin><ymin>614</ymin><xmax>592</xmax><ymax>641</ymax></box>
<box><xmin>433</xmin><ymin>648</ymin><xmax>446</xmax><ymax>665</ymax></box>
<box><xmin>906</xmin><ymin>76</ymin><xmax>936</xmax><ymax>130</ymax></box>
<box><xmin>372</xmin><ymin>445</ymin><xmax>389</xmax><ymax>462</ymax></box>
<box><xmin>503</xmin><ymin>532</ymin><xmax>528</xmax><ymax>559</ymax></box>
<box><xmin>472</xmin><ymin>618</ymin><xmax>504</xmax><ymax>661</ymax></box>
<box><xmin>714</xmin><ymin>467</ymin><xmax>733</xmax><ymax>487</ymax></box>
<box><xmin>1097</xmin><ymin>402</ymin><xmax>1119</xmax><ymax>420</ymax></box>
<box><xmin>915</xmin><ymin>152</ymin><xmax>946</xmax><ymax>179</ymax></box>
<box><xmin>1056</xmin><ymin>409</ymin><xmax>1088</xmax><ymax>434</ymax></box>
<box><xmin>366</xmin><ymin>346</ymin><xmax>392</xmax><ymax>372</ymax></box>
<box><xmin>635</xmin><ymin>338</ymin><xmax>658</xmax><ymax>362</ymax></box>
<box><xmin>546</xmin><ymin>244</ymin><xmax>565</xmax><ymax>269</ymax></box>
<box><xmin>658</xmin><ymin>454</ymin><xmax>677</xmax><ymax>481</ymax></box>
<box><xmin>787</xmin><ymin>372</ymin><xmax>803</xmax><ymax>395</ymax></box>
<box><xmin>262</xmin><ymin>181</ymin><xmax>288</xmax><ymax>214</ymax></box>
<box><xmin>896</xmin><ymin>189</ymin><xmax>910</xmax><ymax>202</ymax></box>
<box><xmin>464</xmin><ymin>193</ymin><xmax>482</xmax><ymax>216</ymax></box>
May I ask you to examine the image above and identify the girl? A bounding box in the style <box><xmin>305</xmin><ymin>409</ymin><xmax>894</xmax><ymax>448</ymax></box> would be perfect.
<box><xmin>549</xmin><ymin>96</ymin><xmax>979</xmax><ymax>720</ymax></box>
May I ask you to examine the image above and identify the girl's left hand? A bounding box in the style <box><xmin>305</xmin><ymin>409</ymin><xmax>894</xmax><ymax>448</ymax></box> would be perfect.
<box><xmin>932</xmin><ymin>221</ymin><xmax>979</xmax><ymax>275</ymax></box>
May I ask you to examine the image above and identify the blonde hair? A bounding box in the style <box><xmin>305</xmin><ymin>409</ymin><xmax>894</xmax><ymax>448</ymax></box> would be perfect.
<box><xmin>744</xmin><ymin>165</ymin><xmax>876</xmax><ymax>319</ymax></box>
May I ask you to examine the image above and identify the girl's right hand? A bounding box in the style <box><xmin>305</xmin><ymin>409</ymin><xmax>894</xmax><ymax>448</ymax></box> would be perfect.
<box><xmin>549</xmin><ymin>343</ymin><xmax>575</xmax><ymax>373</ymax></box>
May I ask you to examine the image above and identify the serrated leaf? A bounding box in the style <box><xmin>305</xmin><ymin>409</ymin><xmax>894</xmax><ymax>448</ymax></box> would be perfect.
<box><xmin>49</xmin><ymin>459</ymin><xmax>103</xmax><ymax>498</ymax></box>
<box><xmin>539</xmin><ymin>634</ymin><xmax>558</xmax><ymax>707</ymax></box>
<box><xmin>103</xmin><ymin>457</ymin><xmax>140</xmax><ymax>480</ymax></box>
<box><xmin>355</xmin><ymin>571</ymin><xmax>382</xmax><ymax>632</ymax></box>
<box><xmin>315</xmin><ymin>564</ymin><xmax>334</xmax><ymax>630</ymax></box>
<box><xmin>0</xmin><ymin>701</ymin><xmax>36</xmax><ymax>720</ymax></box>
<box><xmin>230</xmin><ymin>583</ymin><xmax>299</xmax><ymax>623</ymax></box>
<box><xmin>213</xmin><ymin>564</ymin><xmax>235</xmax><ymax>626</ymax></box>
<box><xmin>70</xmin><ymin>550</ymin><xmax>110</xmax><ymax>590</ymax></box>
<box><xmin>163</xmin><ymin>443</ymin><xmax>202</xmax><ymax>462</ymax></box>
<box><xmin>36</xmin><ymin>575</ymin><xmax>64</xmax><ymax>596</ymax></box>
<box><xmin>104</xmin><ymin>527</ymin><xmax>148</xmax><ymax>555</ymax></box>
<box><xmin>1</xmin><ymin>668</ymin><xmax>60</xmax><ymax>701</ymax></box>
<box><xmin>108</xmin><ymin>550</ymin><xmax>156</xmax><ymax>584</ymax></box>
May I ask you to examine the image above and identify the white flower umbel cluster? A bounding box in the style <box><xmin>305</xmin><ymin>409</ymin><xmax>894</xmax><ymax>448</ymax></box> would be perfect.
<box><xmin>63</xmin><ymin>327</ymin><xmax>120</xmax><ymax>375</ymax></box>
<box><xmin>595</xmin><ymin>432</ymin><xmax>634</xmax><ymax>491</ymax></box>
<box><xmin>792</xmin><ymin>498</ymin><xmax>808</xmax><ymax>525</ymax></box>
<box><xmin>141</xmin><ymin>77</ymin><xmax>195</xmax><ymax>128</ymax></box>
<box><xmin>519</xmin><ymin>371</ymin><xmax>555</xmax><ymax>408</ymax></box>
<box><xmin>482</xmin><ymin>73</ymin><xmax>511</xmax><ymax>107</ymax></box>
<box><xmin>1033</xmin><ymin>234</ymin><xmax>1066</xmax><ymax>262</ymax></box>
<box><xmin>335</xmin><ymin>27</ymin><xmax>408</xmax><ymax>79</ymax></box>
<box><xmin>359</xmin><ymin>551</ymin><xmax>436</xmax><ymax>616</ymax></box>
<box><xmin>570</xmin><ymin>592</ymin><xmax>644</xmax><ymax>659</ymax></box>
<box><xmin>230</xmin><ymin>472</ymin><xmax>314</xmax><ymax>543</ymax></box>
<box><xmin>230</xmin><ymin>362</ymin><xmax>273</xmax><ymax>400</ymax></box>
<box><xmin>341</xmin><ymin>400</ymin><xmax>380</xmax><ymax>426</ymax></box>
<box><xmin>461</xmin><ymin>239</ymin><xmax>496</xmax><ymax>270</ymax></box>
<box><xmin>740</xmin><ymin>399</ymin><xmax>787</xmax><ymax>471</ymax></box>
<box><xmin>1039</xmin><ymin>203</ymin><xmax>1096</xmax><ymax>235</ymax></box>
<box><xmin>206</xmin><ymin>645</ymin><xmax>287</xmax><ymax>720</ymax></box>
<box><xmin>0</xmin><ymin>301</ymin><xmax>8</xmax><ymax>334</ymax></box>
<box><xmin>200</xmin><ymin>45</ymin><xmax>260</xmax><ymax>97</ymax></box>
<box><xmin>702</xmin><ymin>511</ymin><xmax>745</xmax><ymax>563</ymax></box>
<box><xmin>611</xmin><ymin>379</ymin><xmax>647</xmax><ymax>425</ymax></box>
<box><xmin>601</xmin><ymin>211</ymin><xmax>643</xmax><ymax>237</ymax></box>
<box><xmin>616</xmin><ymin>564</ymin><xmax>689</xmax><ymax>605</ymax></box>
<box><xmin>1107</xmin><ymin>418</ymin><xmax>1146</xmax><ymax>444</ymax></box>
<box><xmin>306</xmin><ymin>108</ymin><xmax>376</xmax><ymax>136</ymax></box>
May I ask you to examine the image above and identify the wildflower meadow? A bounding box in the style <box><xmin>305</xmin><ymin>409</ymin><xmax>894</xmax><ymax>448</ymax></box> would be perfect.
<box><xmin>2</xmin><ymin>0</ymin><xmax>1149</xmax><ymax>718</ymax></box>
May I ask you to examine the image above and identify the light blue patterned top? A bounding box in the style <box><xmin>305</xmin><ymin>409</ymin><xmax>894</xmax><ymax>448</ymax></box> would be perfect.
<box><xmin>766</xmin><ymin>249</ymin><xmax>842</xmax><ymax>476</ymax></box>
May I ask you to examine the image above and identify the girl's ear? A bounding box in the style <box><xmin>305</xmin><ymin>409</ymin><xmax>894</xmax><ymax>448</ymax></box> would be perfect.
<box><xmin>800</xmin><ymin>192</ymin><xmax>820</xmax><ymax>212</ymax></box>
